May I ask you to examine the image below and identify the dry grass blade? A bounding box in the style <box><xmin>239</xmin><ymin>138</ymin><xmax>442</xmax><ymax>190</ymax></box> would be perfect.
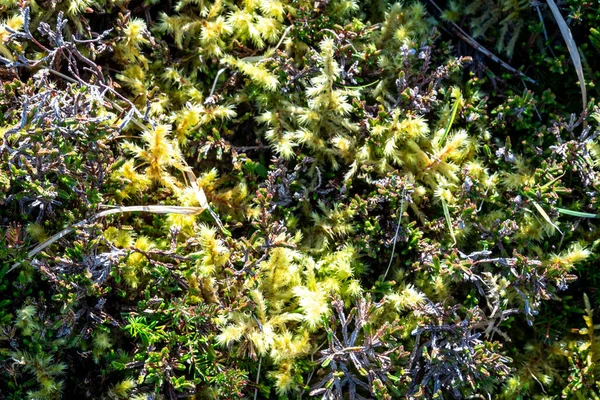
<box><xmin>8</xmin><ymin>205</ymin><xmax>208</xmax><ymax>274</ymax></box>
<box><xmin>532</xmin><ymin>200</ymin><xmax>563</xmax><ymax>235</ymax></box>
<box><xmin>547</xmin><ymin>0</ymin><xmax>587</xmax><ymax>119</ymax></box>
<box><xmin>185</xmin><ymin>171</ymin><xmax>229</xmax><ymax>235</ymax></box>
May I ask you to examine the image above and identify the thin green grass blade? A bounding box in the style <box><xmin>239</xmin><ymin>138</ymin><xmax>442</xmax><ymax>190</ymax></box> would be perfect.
<box><xmin>556</xmin><ymin>207</ymin><xmax>599</xmax><ymax>218</ymax></box>
<box><xmin>441</xmin><ymin>198</ymin><xmax>456</xmax><ymax>246</ymax></box>
<box><xmin>438</xmin><ymin>92</ymin><xmax>461</xmax><ymax>146</ymax></box>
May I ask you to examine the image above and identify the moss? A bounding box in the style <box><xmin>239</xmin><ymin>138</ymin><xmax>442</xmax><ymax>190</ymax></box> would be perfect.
<box><xmin>1</xmin><ymin>0</ymin><xmax>600</xmax><ymax>398</ymax></box>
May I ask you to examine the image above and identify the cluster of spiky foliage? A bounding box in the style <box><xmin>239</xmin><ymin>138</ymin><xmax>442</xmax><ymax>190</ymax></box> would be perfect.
<box><xmin>1</xmin><ymin>0</ymin><xmax>600</xmax><ymax>399</ymax></box>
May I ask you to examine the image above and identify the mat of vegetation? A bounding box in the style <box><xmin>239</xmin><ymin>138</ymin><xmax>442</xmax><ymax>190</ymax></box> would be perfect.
<box><xmin>1</xmin><ymin>0</ymin><xmax>600</xmax><ymax>399</ymax></box>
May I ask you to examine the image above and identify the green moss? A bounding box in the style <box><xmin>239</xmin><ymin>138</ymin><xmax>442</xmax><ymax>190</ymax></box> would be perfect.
<box><xmin>1</xmin><ymin>0</ymin><xmax>600</xmax><ymax>398</ymax></box>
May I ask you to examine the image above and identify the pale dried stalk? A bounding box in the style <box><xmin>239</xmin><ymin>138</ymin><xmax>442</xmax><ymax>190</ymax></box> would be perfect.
<box><xmin>546</xmin><ymin>0</ymin><xmax>587</xmax><ymax>126</ymax></box>
<box><xmin>9</xmin><ymin>205</ymin><xmax>208</xmax><ymax>273</ymax></box>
